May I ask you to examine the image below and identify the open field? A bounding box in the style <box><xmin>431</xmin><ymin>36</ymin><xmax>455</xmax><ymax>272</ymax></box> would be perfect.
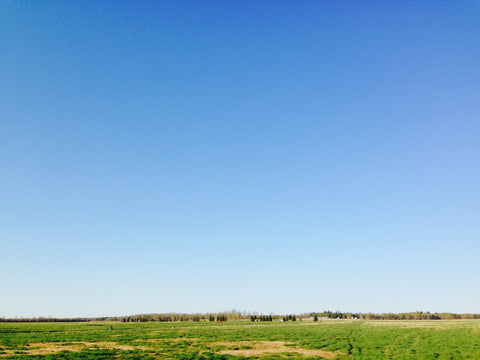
<box><xmin>1</xmin><ymin>320</ymin><xmax>479</xmax><ymax>359</ymax></box>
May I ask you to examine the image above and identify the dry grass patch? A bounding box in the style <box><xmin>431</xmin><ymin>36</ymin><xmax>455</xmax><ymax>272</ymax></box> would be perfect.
<box><xmin>0</xmin><ymin>341</ymin><xmax>137</xmax><ymax>356</ymax></box>
<box><xmin>217</xmin><ymin>341</ymin><xmax>340</xmax><ymax>359</ymax></box>
<box><xmin>365</xmin><ymin>321</ymin><xmax>465</xmax><ymax>329</ymax></box>
<box><xmin>209</xmin><ymin>341</ymin><xmax>252</xmax><ymax>347</ymax></box>
<box><xmin>136</xmin><ymin>337</ymin><xmax>198</xmax><ymax>343</ymax></box>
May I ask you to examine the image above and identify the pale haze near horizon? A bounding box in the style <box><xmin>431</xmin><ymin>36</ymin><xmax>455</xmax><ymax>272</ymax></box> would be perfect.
<box><xmin>1</xmin><ymin>1</ymin><xmax>479</xmax><ymax>318</ymax></box>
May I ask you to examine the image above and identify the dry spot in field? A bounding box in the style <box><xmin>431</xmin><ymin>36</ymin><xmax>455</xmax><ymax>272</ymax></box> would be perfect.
<box><xmin>216</xmin><ymin>341</ymin><xmax>339</xmax><ymax>359</ymax></box>
<box><xmin>83</xmin><ymin>341</ymin><xmax>136</xmax><ymax>351</ymax></box>
<box><xmin>366</xmin><ymin>321</ymin><xmax>459</xmax><ymax>329</ymax></box>
<box><xmin>166</xmin><ymin>337</ymin><xmax>198</xmax><ymax>342</ymax></box>
<box><xmin>209</xmin><ymin>341</ymin><xmax>251</xmax><ymax>347</ymax></box>
<box><xmin>0</xmin><ymin>341</ymin><xmax>137</xmax><ymax>356</ymax></box>
<box><xmin>136</xmin><ymin>337</ymin><xmax>198</xmax><ymax>343</ymax></box>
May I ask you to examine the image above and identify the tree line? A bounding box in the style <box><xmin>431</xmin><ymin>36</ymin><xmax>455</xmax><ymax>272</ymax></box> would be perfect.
<box><xmin>2</xmin><ymin>311</ymin><xmax>480</xmax><ymax>322</ymax></box>
<box><xmin>116</xmin><ymin>313</ymin><xmax>231</xmax><ymax>323</ymax></box>
<box><xmin>250</xmin><ymin>315</ymin><xmax>274</xmax><ymax>322</ymax></box>
<box><xmin>309</xmin><ymin>311</ymin><xmax>480</xmax><ymax>320</ymax></box>
<box><xmin>0</xmin><ymin>317</ymin><xmax>107</xmax><ymax>323</ymax></box>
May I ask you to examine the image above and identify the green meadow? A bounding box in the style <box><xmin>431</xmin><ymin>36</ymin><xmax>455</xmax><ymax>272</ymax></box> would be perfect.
<box><xmin>1</xmin><ymin>320</ymin><xmax>479</xmax><ymax>359</ymax></box>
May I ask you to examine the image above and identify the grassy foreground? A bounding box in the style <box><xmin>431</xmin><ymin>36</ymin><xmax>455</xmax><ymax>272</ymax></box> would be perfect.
<box><xmin>1</xmin><ymin>319</ymin><xmax>479</xmax><ymax>359</ymax></box>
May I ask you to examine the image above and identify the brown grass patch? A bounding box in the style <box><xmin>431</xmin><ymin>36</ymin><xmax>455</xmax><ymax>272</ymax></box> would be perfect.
<box><xmin>364</xmin><ymin>320</ymin><xmax>469</xmax><ymax>329</ymax></box>
<box><xmin>0</xmin><ymin>341</ymin><xmax>137</xmax><ymax>356</ymax></box>
<box><xmin>209</xmin><ymin>341</ymin><xmax>251</xmax><ymax>347</ymax></box>
<box><xmin>217</xmin><ymin>341</ymin><xmax>340</xmax><ymax>359</ymax></box>
<box><xmin>135</xmin><ymin>337</ymin><xmax>198</xmax><ymax>343</ymax></box>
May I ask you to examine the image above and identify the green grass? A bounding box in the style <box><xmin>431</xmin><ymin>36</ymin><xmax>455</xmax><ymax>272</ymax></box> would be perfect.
<box><xmin>1</xmin><ymin>320</ymin><xmax>479</xmax><ymax>359</ymax></box>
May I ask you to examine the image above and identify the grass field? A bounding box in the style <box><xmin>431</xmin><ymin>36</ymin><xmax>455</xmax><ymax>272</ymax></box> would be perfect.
<box><xmin>1</xmin><ymin>319</ymin><xmax>479</xmax><ymax>359</ymax></box>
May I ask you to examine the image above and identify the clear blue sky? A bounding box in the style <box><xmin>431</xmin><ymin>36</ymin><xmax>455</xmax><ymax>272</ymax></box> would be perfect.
<box><xmin>1</xmin><ymin>1</ymin><xmax>479</xmax><ymax>318</ymax></box>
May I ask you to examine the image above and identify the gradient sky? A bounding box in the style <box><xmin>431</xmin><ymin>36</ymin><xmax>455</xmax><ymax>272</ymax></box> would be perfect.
<box><xmin>1</xmin><ymin>1</ymin><xmax>479</xmax><ymax>318</ymax></box>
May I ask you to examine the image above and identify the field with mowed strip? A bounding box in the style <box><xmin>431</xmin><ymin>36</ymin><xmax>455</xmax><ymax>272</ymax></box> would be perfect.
<box><xmin>1</xmin><ymin>320</ymin><xmax>479</xmax><ymax>359</ymax></box>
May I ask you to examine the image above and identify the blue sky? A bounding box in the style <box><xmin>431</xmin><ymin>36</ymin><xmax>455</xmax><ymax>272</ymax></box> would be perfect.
<box><xmin>1</xmin><ymin>1</ymin><xmax>479</xmax><ymax>317</ymax></box>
